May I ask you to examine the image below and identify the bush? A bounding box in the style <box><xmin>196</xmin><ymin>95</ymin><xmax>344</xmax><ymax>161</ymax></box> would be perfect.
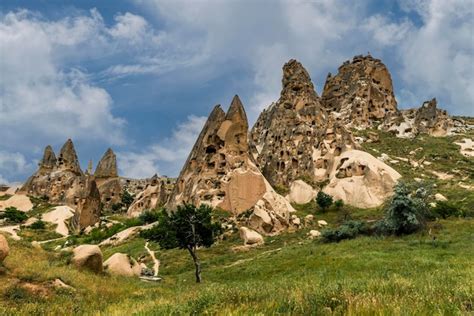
<box><xmin>29</xmin><ymin>220</ymin><xmax>46</xmax><ymax>230</ymax></box>
<box><xmin>431</xmin><ymin>201</ymin><xmax>464</xmax><ymax>219</ymax></box>
<box><xmin>111</xmin><ymin>203</ymin><xmax>122</xmax><ymax>212</ymax></box>
<box><xmin>1</xmin><ymin>207</ymin><xmax>28</xmax><ymax>223</ymax></box>
<box><xmin>334</xmin><ymin>199</ymin><xmax>344</xmax><ymax>210</ymax></box>
<box><xmin>322</xmin><ymin>220</ymin><xmax>368</xmax><ymax>243</ymax></box>
<box><xmin>377</xmin><ymin>182</ymin><xmax>429</xmax><ymax>235</ymax></box>
<box><xmin>121</xmin><ymin>190</ymin><xmax>135</xmax><ymax>209</ymax></box>
<box><xmin>316</xmin><ymin>191</ymin><xmax>333</xmax><ymax>212</ymax></box>
<box><xmin>139</xmin><ymin>209</ymin><xmax>161</xmax><ymax>224</ymax></box>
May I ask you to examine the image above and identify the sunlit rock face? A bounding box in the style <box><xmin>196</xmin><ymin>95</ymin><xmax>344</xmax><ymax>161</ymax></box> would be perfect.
<box><xmin>167</xmin><ymin>95</ymin><xmax>295</xmax><ymax>235</ymax></box>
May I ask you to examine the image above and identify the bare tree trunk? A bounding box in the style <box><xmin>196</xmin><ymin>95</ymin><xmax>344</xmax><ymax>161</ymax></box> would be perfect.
<box><xmin>187</xmin><ymin>246</ymin><xmax>202</xmax><ymax>283</ymax></box>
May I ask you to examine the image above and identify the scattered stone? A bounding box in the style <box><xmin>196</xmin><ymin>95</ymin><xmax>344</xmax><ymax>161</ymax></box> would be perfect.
<box><xmin>287</xmin><ymin>180</ymin><xmax>318</xmax><ymax>205</ymax></box>
<box><xmin>239</xmin><ymin>227</ymin><xmax>264</xmax><ymax>246</ymax></box>
<box><xmin>304</xmin><ymin>214</ymin><xmax>314</xmax><ymax>226</ymax></box>
<box><xmin>0</xmin><ymin>234</ymin><xmax>9</xmax><ymax>263</ymax></box>
<box><xmin>51</xmin><ymin>279</ymin><xmax>75</xmax><ymax>291</ymax></box>
<box><xmin>72</xmin><ymin>245</ymin><xmax>103</xmax><ymax>273</ymax></box>
<box><xmin>308</xmin><ymin>230</ymin><xmax>321</xmax><ymax>239</ymax></box>
<box><xmin>434</xmin><ymin>193</ymin><xmax>448</xmax><ymax>202</ymax></box>
<box><xmin>104</xmin><ymin>253</ymin><xmax>141</xmax><ymax>277</ymax></box>
<box><xmin>31</xmin><ymin>241</ymin><xmax>42</xmax><ymax>250</ymax></box>
<box><xmin>455</xmin><ymin>138</ymin><xmax>474</xmax><ymax>157</ymax></box>
<box><xmin>317</xmin><ymin>220</ymin><xmax>328</xmax><ymax>228</ymax></box>
<box><xmin>431</xmin><ymin>171</ymin><xmax>454</xmax><ymax>180</ymax></box>
<box><xmin>290</xmin><ymin>215</ymin><xmax>301</xmax><ymax>228</ymax></box>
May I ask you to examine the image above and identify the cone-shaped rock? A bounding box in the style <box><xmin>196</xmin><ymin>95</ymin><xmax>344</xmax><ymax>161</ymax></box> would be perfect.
<box><xmin>321</xmin><ymin>54</ymin><xmax>398</xmax><ymax>127</ymax></box>
<box><xmin>250</xmin><ymin>59</ymin><xmax>330</xmax><ymax>187</ymax></box>
<box><xmin>38</xmin><ymin>145</ymin><xmax>57</xmax><ymax>174</ymax></box>
<box><xmin>95</xmin><ymin>148</ymin><xmax>118</xmax><ymax>178</ymax></box>
<box><xmin>168</xmin><ymin>97</ymin><xmax>295</xmax><ymax>235</ymax></box>
<box><xmin>251</xmin><ymin>59</ymin><xmax>400</xmax><ymax>208</ymax></box>
<box><xmin>57</xmin><ymin>139</ymin><xmax>83</xmax><ymax>175</ymax></box>
<box><xmin>71</xmin><ymin>177</ymin><xmax>101</xmax><ymax>231</ymax></box>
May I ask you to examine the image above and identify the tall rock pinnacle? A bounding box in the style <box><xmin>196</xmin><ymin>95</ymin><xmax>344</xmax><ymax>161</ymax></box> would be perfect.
<box><xmin>38</xmin><ymin>145</ymin><xmax>57</xmax><ymax>174</ymax></box>
<box><xmin>94</xmin><ymin>148</ymin><xmax>118</xmax><ymax>178</ymax></box>
<box><xmin>57</xmin><ymin>139</ymin><xmax>83</xmax><ymax>175</ymax></box>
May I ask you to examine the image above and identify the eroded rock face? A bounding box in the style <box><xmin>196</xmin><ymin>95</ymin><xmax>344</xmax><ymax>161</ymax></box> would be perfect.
<box><xmin>321</xmin><ymin>54</ymin><xmax>398</xmax><ymax>127</ymax></box>
<box><xmin>20</xmin><ymin>139</ymin><xmax>102</xmax><ymax>229</ymax></box>
<box><xmin>384</xmin><ymin>98</ymin><xmax>460</xmax><ymax>138</ymax></box>
<box><xmin>72</xmin><ymin>245</ymin><xmax>103</xmax><ymax>273</ymax></box>
<box><xmin>94</xmin><ymin>148</ymin><xmax>122</xmax><ymax>209</ymax></box>
<box><xmin>251</xmin><ymin>59</ymin><xmax>399</xmax><ymax>208</ymax></box>
<box><xmin>168</xmin><ymin>95</ymin><xmax>295</xmax><ymax>235</ymax></box>
<box><xmin>323</xmin><ymin>150</ymin><xmax>401</xmax><ymax>208</ymax></box>
<box><xmin>0</xmin><ymin>234</ymin><xmax>9</xmax><ymax>263</ymax></box>
<box><xmin>127</xmin><ymin>176</ymin><xmax>175</xmax><ymax>217</ymax></box>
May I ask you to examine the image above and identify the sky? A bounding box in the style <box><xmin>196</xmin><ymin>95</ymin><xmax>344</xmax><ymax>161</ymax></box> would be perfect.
<box><xmin>0</xmin><ymin>0</ymin><xmax>473</xmax><ymax>184</ymax></box>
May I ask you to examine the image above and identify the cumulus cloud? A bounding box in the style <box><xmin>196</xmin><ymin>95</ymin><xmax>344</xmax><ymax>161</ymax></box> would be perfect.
<box><xmin>117</xmin><ymin>115</ymin><xmax>206</xmax><ymax>178</ymax></box>
<box><xmin>0</xmin><ymin>151</ymin><xmax>32</xmax><ymax>184</ymax></box>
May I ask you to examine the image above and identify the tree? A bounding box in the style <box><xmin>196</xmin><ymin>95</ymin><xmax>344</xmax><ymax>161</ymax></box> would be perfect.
<box><xmin>381</xmin><ymin>182</ymin><xmax>428</xmax><ymax>235</ymax></box>
<box><xmin>141</xmin><ymin>204</ymin><xmax>221</xmax><ymax>283</ymax></box>
<box><xmin>121</xmin><ymin>190</ymin><xmax>135</xmax><ymax>209</ymax></box>
<box><xmin>0</xmin><ymin>207</ymin><xmax>28</xmax><ymax>223</ymax></box>
<box><xmin>316</xmin><ymin>191</ymin><xmax>333</xmax><ymax>212</ymax></box>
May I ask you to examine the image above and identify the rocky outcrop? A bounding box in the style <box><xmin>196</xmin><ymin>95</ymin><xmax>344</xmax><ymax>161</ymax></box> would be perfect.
<box><xmin>239</xmin><ymin>227</ymin><xmax>264</xmax><ymax>246</ymax></box>
<box><xmin>250</xmin><ymin>59</ymin><xmax>328</xmax><ymax>187</ymax></box>
<box><xmin>168</xmin><ymin>96</ymin><xmax>295</xmax><ymax>235</ymax></box>
<box><xmin>0</xmin><ymin>234</ymin><xmax>9</xmax><ymax>263</ymax></box>
<box><xmin>321</xmin><ymin>54</ymin><xmax>398</xmax><ymax>127</ymax></box>
<box><xmin>384</xmin><ymin>98</ymin><xmax>461</xmax><ymax>138</ymax></box>
<box><xmin>71</xmin><ymin>177</ymin><xmax>101</xmax><ymax>231</ymax></box>
<box><xmin>94</xmin><ymin>148</ymin><xmax>122</xmax><ymax>209</ymax></box>
<box><xmin>72</xmin><ymin>245</ymin><xmax>103</xmax><ymax>273</ymax></box>
<box><xmin>104</xmin><ymin>253</ymin><xmax>142</xmax><ymax>277</ymax></box>
<box><xmin>251</xmin><ymin>59</ymin><xmax>400</xmax><ymax>208</ymax></box>
<box><xmin>0</xmin><ymin>194</ymin><xmax>33</xmax><ymax>212</ymax></box>
<box><xmin>322</xmin><ymin>150</ymin><xmax>401</xmax><ymax>208</ymax></box>
<box><xmin>287</xmin><ymin>180</ymin><xmax>318</xmax><ymax>205</ymax></box>
<box><xmin>95</xmin><ymin>148</ymin><xmax>118</xmax><ymax>178</ymax></box>
<box><xmin>20</xmin><ymin>139</ymin><xmax>103</xmax><ymax>229</ymax></box>
<box><xmin>127</xmin><ymin>176</ymin><xmax>174</xmax><ymax>217</ymax></box>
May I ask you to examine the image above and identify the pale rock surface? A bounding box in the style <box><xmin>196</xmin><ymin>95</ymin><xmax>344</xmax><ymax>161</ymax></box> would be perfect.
<box><xmin>290</xmin><ymin>215</ymin><xmax>301</xmax><ymax>227</ymax></box>
<box><xmin>304</xmin><ymin>214</ymin><xmax>314</xmax><ymax>226</ymax></box>
<box><xmin>434</xmin><ymin>193</ymin><xmax>448</xmax><ymax>201</ymax></box>
<box><xmin>127</xmin><ymin>176</ymin><xmax>174</xmax><ymax>217</ymax></box>
<box><xmin>287</xmin><ymin>180</ymin><xmax>318</xmax><ymax>204</ymax></box>
<box><xmin>0</xmin><ymin>234</ymin><xmax>9</xmax><ymax>263</ymax></box>
<box><xmin>168</xmin><ymin>96</ymin><xmax>295</xmax><ymax>235</ymax></box>
<box><xmin>239</xmin><ymin>227</ymin><xmax>264</xmax><ymax>246</ymax></box>
<box><xmin>317</xmin><ymin>220</ymin><xmax>328</xmax><ymax>227</ymax></box>
<box><xmin>42</xmin><ymin>206</ymin><xmax>75</xmax><ymax>236</ymax></box>
<box><xmin>0</xmin><ymin>226</ymin><xmax>21</xmax><ymax>240</ymax></box>
<box><xmin>323</xmin><ymin>150</ymin><xmax>401</xmax><ymax>208</ymax></box>
<box><xmin>308</xmin><ymin>230</ymin><xmax>321</xmax><ymax>239</ymax></box>
<box><xmin>455</xmin><ymin>138</ymin><xmax>474</xmax><ymax>157</ymax></box>
<box><xmin>72</xmin><ymin>245</ymin><xmax>103</xmax><ymax>273</ymax></box>
<box><xmin>104</xmin><ymin>253</ymin><xmax>141</xmax><ymax>277</ymax></box>
<box><xmin>0</xmin><ymin>194</ymin><xmax>33</xmax><ymax>212</ymax></box>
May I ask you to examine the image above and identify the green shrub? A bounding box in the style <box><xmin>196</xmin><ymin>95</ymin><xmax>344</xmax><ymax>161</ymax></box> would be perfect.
<box><xmin>139</xmin><ymin>209</ymin><xmax>161</xmax><ymax>224</ymax></box>
<box><xmin>322</xmin><ymin>220</ymin><xmax>368</xmax><ymax>243</ymax></box>
<box><xmin>431</xmin><ymin>201</ymin><xmax>464</xmax><ymax>219</ymax></box>
<box><xmin>316</xmin><ymin>191</ymin><xmax>333</xmax><ymax>212</ymax></box>
<box><xmin>377</xmin><ymin>182</ymin><xmax>429</xmax><ymax>235</ymax></box>
<box><xmin>1</xmin><ymin>207</ymin><xmax>28</xmax><ymax>223</ymax></box>
<box><xmin>334</xmin><ymin>199</ymin><xmax>344</xmax><ymax>210</ymax></box>
<box><xmin>29</xmin><ymin>219</ymin><xmax>46</xmax><ymax>230</ymax></box>
<box><xmin>111</xmin><ymin>203</ymin><xmax>122</xmax><ymax>212</ymax></box>
<box><xmin>121</xmin><ymin>190</ymin><xmax>135</xmax><ymax>209</ymax></box>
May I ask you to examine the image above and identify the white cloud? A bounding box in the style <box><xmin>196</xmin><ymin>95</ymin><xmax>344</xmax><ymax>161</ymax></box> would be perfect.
<box><xmin>117</xmin><ymin>115</ymin><xmax>206</xmax><ymax>178</ymax></box>
<box><xmin>0</xmin><ymin>151</ymin><xmax>33</xmax><ymax>184</ymax></box>
<box><xmin>362</xmin><ymin>15</ymin><xmax>414</xmax><ymax>46</ymax></box>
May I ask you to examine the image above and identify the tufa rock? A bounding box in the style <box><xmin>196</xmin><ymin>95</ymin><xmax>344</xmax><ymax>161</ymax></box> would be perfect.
<box><xmin>127</xmin><ymin>176</ymin><xmax>174</xmax><ymax>217</ymax></box>
<box><xmin>104</xmin><ymin>253</ymin><xmax>142</xmax><ymax>277</ymax></box>
<box><xmin>167</xmin><ymin>96</ymin><xmax>295</xmax><ymax>235</ymax></box>
<box><xmin>287</xmin><ymin>180</ymin><xmax>318</xmax><ymax>205</ymax></box>
<box><xmin>321</xmin><ymin>54</ymin><xmax>398</xmax><ymax>127</ymax></box>
<box><xmin>38</xmin><ymin>145</ymin><xmax>57</xmax><ymax>174</ymax></box>
<box><xmin>72</xmin><ymin>244</ymin><xmax>103</xmax><ymax>273</ymax></box>
<box><xmin>308</xmin><ymin>230</ymin><xmax>321</xmax><ymax>239</ymax></box>
<box><xmin>71</xmin><ymin>177</ymin><xmax>101</xmax><ymax>231</ymax></box>
<box><xmin>0</xmin><ymin>234</ymin><xmax>9</xmax><ymax>263</ymax></box>
<box><xmin>239</xmin><ymin>227</ymin><xmax>264</xmax><ymax>246</ymax></box>
<box><xmin>95</xmin><ymin>148</ymin><xmax>118</xmax><ymax>178</ymax></box>
<box><xmin>57</xmin><ymin>139</ymin><xmax>83</xmax><ymax>175</ymax></box>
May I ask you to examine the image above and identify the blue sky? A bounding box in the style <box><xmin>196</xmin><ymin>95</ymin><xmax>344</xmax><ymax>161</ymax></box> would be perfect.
<box><xmin>1</xmin><ymin>0</ymin><xmax>473</xmax><ymax>183</ymax></box>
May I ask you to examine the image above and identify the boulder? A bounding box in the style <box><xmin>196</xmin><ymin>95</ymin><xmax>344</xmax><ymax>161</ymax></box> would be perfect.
<box><xmin>290</xmin><ymin>215</ymin><xmax>301</xmax><ymax>227</ymax></box>
<box><xmin>104</xmin><ymin>253</ymin><xmax>141</xmax><ymax>277</ymax></box>
<box><xmin>308</xmin><ymin>230</ymin><xmax>321</xmax><ymax>239</ymax></box>
<box><xmin>287</xmin><ymin>180</ymin><xmax>318</xmax><ymax>204</ymax></box>
<box><xmin>239</xmin><ymin>227</ymin><xmax>264</xmax><ymax>246</ymax></box>
<box><xmin>317</xmin><ymin>220</ymin><xmax>328</xmax><ymax>227</ymax></box>
<box><xmin>0</xmin><ymin>234</ymin><xmax>9</xmax><ymax>263</ymax></box>
<box><xmin>304</xmin><ymin>214</ymin><xmax>314</xmax><ymax>226</ymax></box>
<box><xmin>72</xmin><ymin>245</ymin><xmax>103</xmax><ymax>273</ymax></box>
<box><xmin>434</xmin><ymin>193</ymin><xmax>448</xmax><ymax>201</ymax></box>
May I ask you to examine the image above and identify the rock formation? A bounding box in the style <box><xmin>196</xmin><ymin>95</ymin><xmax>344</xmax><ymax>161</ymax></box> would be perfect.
<box><xmin>251</xmin><ymin>59</ymin><xmax>401</xmax><ymax>208</ymax></box>
<box><xmin>384</xmin><ymin>98</ymin><xmax>461</xmax><ymax>138</ymax></box>
<box><xmin>94</xmin><ymin>148</ymin><xmax>122</xmax><ymax>209</ymax></box>
<box><xmin>104</xmin><ymin>253</ymin><xmax>142</xmax><ymax>277</ymax></box>
<box><xmin>239</xmin><ymin>227</ymin><xmax>264</xmax><ymax>246</ymax></box>
<box><xmin>0</xmin><ymin>234</ymin><xmax>9</xmax><ymax>264</ymax></box>
<box><xmin>321</xmin><ymin>54</ymin><xmax>398</xmax><ymax>127</ymax></box>
<box><xmin>167</xmin><ymin>95</ymin><xmax>295</xmax><ymax>235</ymax></box>
<box><xmin>127</xmin><ymin>175</ymin><xmax>174</xmax><ymax>217</ymax></box>
<box><xmin>20</xmin><ymin>139</ymin><xmax>102</xmax><ymax>229</ymax></box>
<box><xmin>72</xmin><ymin>245</ymin><xmax>103</xmax><ymax>273</ymax></box>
